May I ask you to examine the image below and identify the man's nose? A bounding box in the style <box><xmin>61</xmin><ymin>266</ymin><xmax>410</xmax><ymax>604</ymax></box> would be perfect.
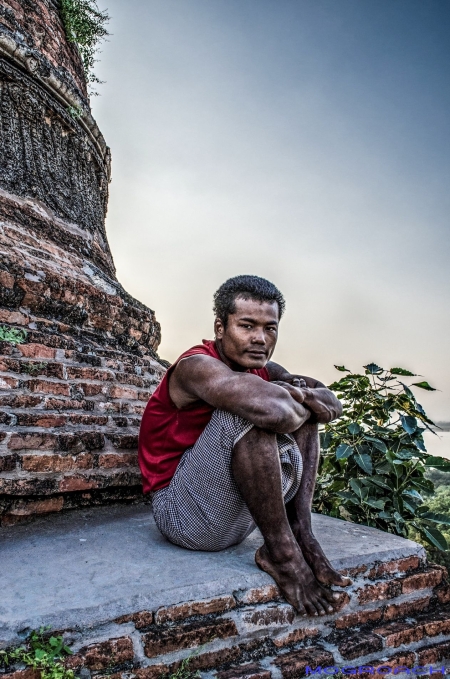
<box><xmin>251</xmin><ymin>329</ymin><xmax>266</xmax><ymax>344</ymax></box>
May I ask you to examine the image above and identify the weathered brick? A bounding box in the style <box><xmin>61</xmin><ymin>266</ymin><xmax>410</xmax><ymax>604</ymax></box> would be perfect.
<box><xmin>0</xmin><ymin>454</ymin><xmax>16</xmax><ymax>472</ymax></box>
<box><xmin>357</xmin><ymin>579</ymin><xmax>402</xmax><ymax>604</ymax></box>
<box><xmin>1</xmin><ymin>669</ymin><xmax>41</xmax><ymax>679</ymax></box>
<box><xmin>7</xmin><ymin>496</ymin><xmax>64</xmax><ymax>517</ymax></box>
<box><xmin>274</xmin><ymin>647</ymin><xmax>334</xmax><ymax>679</ymax></box>
<box><xmin>401</xmin><ymin>567</ymin><xmax>443</xmax><ymax>594</ymax></box>
<box><xmin>109</xmin><ymin>385</ymin><xmax>140</xmax><ymax>400</ymax></box>
<box><xmin>19</xmin><ymin>343</ymin><xmax>56</xmax><ymax>359</ymax></box>
<box><xmin>58</xmin><ymin>475</ymin><xmax>98</xmax><ymax>492</ymax></box>
<box><xmin>67</xmin><ymin>414</ymin><xmax>108</xmax><ymax>425</ymax></box>
<box><xmin>235</xmin><ymin>584</ymin><xmax>281</xmax><ymax>605</ymax></box>
<box><xmin>155</xmin><ymin>595</ymin><xmax>236</xmax><ymax>624</ymax></box>
<box><xmin>417</xmin><ymin>640</ymin><xmax>450</xmax><ymax>664</ymax></box>
<box><xmin>242</xmin><ymin>603</ymin><xmax>295</xmax><ymax>627</ymax></box>
<box><xmin>0</xmin><ymin>270</ymin><xmax>15</xmax><ymax>288</ymax></box>
<box><xmin>0</xmin><ymin>310</ymin><xmax>29</xmax><ymax>325</ymax></box>
<box><xmin>373</xmin><ymin>621</ymin><xmax>424</xmax><ymax>646</ymax></box>
<box><xmin>384</xmin><ymin>595</ymin><xmax>431</xmax><ymax>621</ymax></box>
<box><xmin>15</xmin><ymin>413</ymin><xmax>66</xmax><ymax>427</ymax></box>
<box><xmin>21</xmin><ymin>453</ymin><xmax>93</xmax><ymax>472</ymax></box>
<box><xmin>28</xmin><ymin>379</ymin><xmax>70</xmax><ymax>396</ymax></box>
<box><xmin>57</xmin><ymin>432</ymin><xmax>105</xmax><ymax>452</ymax></box>
<box><xmin>435</xmin><ymin>583</ymin><xmax>450</xmax><ymax>604</ymax></box>
<box><xmin>66</xmin><ymin>637</ymin><xmax>134</xmax><ymax>671</ymax></box>
<box><xmin>109</xmin><ymin>433</ymin><xmax>139</xmax><ymax>450</ymax></box>
<box><xmin>79</xmin><ymin>382</ymin><xmax>104</xmax><ymax>396</ymax></box>
<box><xmin>338</xmin><ymin>632</ymin><xmax>382</xmax><ymax>660</ymax></box>
<box><xmin>420</xmin><ymin>609</ymin><xmax>450</xmax><ymax>637</ymax></box>
<box><xmin>216</xmin><ymin>662</ymin><xmax>272</xmax><ymax>679</ymax></box>
<box><xmin>66</xmin><ymin>366</ymin><xmax>113</xmax><ymax>381</ymax></box>
<box><xmin>368</xmin><ymin>555</ymin><xmax>421</xmax><ymax>580</ymax></box>
<box><xmin>0</xmin><ymin>394</ymin><xmax>43</xmax><ymax>408</ymax></box>
<box><xmin>335</xmin><ymin>607</ymin><xmax>382</xmax><ymax>629</ymax></box>
<box><xmin>115</xmin><ymin>610</ymin><xmax>153</xmax><ymax>629</ymax></box>
<box><xmin>0</xmin><ymin>375</ymin><xmax>19</xmax><ymax>389</ymax></box>
<box><xmin>8</xmin><ymin>432</ymin><xmax>57</xmax><ymax>450</ymax></box>
<box><xmin>143</xmin><ymin>618</ymin><xmax>238</xmax><ymax>658</ymax></box>
<box><xmin>272</xmin><ymin>625</ymin><xmax>319</xmax><ymax>648</ymax></box>
<box><xmin>133</xmin><ymin>667</ymin><xmax>168</xmax><ymax>679</ymax></box>
<box><xmin>98</xmin><ymin>453</ymin><xmax>138</xmax><ymax>469</ymax></box>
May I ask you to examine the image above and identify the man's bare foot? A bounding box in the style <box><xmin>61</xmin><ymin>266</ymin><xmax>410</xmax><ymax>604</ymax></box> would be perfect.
<box><xmin>294</xmin><ymin>530</ymin><xmax>352</xmax><ymax>588</ymax></box>
<box><xmin>255</xmin><ymin>543</ymin><xmax>341</xmax><ymax>617</ymax></box>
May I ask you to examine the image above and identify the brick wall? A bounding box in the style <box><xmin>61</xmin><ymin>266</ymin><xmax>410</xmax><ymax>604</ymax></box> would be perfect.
<box><xmin>3</xmin><ymin>556</ymin><xmax>450</xmax><ymax>678</ymax></box>
<box><xmin>0</xmin><ymin>0</ymin><xmax>166</xmax><ymax>523</ymax></box>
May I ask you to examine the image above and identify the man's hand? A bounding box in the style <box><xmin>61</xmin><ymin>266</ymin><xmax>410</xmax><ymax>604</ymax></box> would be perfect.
<box><xmin>271</xmin><ymin>379</ymin><xmax>308</xmax><ymax>404</ymax></box>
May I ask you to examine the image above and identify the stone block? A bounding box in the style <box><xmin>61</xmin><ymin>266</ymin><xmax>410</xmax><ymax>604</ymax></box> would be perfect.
<box><xmin>274</xmin><ymin>647</ymin><xmax>334</xmax><ymax>679</ymax></box>
<box><xmin>241</xmin><ymin>603</ymin><xmax>295</xmax><ymax>627</ymax></box>
<box><xmin>357</xmin><ymin>579</ymin><xmax>402</xmax><ymax>604</ymax></box>
<box><xmin>216</xmin><ymin>662</ymin><xmax>272</xmax><ymax>679</ymax></box>
<box><xmin>338</xmin><ymin>632</ymin><xmax>382</xmax><ymax>660</ymax></box>
<box><xmin>384</xmin><ymin>595</ymin><xmax>431</xmax><ymax>621</ymax></box>
<box><xmin>66</xmin><ymin>637</ymin><xmax>134</xmax><ymax>671</ymax></box>
<box><xmin>373</xmin><ymin>621</ymin><xmax>424</xmax><ymax>646</ymax></box>
<box><xmin>155</xmin><ymin>595</ymin><xmax>236</xmax><ymax>624</ymax></box>
<box><xmin>335</xmin><ymin>607</ymin><xmax>382</xmax><ymax>629</ymax></box>
<box><xmin>401</xmin><ymin>567</ymin><xmax>444</xmax><ymax>594</ymax></box>
<box><xmin>235</xmin><ymin>584</ymin><xmax>281</xmax><ymax>605</ymax></box>
<box><xmin>143</xmin><ymin>618</ymin><xmax>238</xmax><ymax>658</ymax></box>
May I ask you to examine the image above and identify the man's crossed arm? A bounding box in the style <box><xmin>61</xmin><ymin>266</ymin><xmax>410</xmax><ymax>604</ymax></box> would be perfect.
<box><xmin>266</xmin><ymin>361</ymin><xmax>342</xmax><ymax>424</ymax></box>
<box><xmin>170</xmin><ymin>355</ymin><xmax>342</xmax><ymax>433</ymax></box>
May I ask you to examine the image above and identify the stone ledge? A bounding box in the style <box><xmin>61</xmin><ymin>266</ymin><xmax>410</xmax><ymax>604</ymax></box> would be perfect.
<box><xmin>0</xmin><ymin>506</ymin><xmax>425</xmax><ymax>648</ymax></box>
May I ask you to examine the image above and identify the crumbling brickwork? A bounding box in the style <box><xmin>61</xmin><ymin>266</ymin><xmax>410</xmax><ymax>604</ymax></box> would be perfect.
<box><xmin>0</xmin><ymin>0</ymin><xmax>166</xmax><ymax>524</ymax></box>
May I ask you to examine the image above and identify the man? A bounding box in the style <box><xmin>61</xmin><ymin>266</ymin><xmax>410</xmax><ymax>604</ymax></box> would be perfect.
<box><xmin>138</xmin><ymin>275</ymin><xmax>350</xmax><ymax>616</ymax></box>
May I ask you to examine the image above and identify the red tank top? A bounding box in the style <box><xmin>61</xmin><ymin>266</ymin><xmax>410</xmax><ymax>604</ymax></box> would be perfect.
<box><xmin>138</xmin><ymin>339</ymin><xmax>270</xmax><ymax>493</ymax></box>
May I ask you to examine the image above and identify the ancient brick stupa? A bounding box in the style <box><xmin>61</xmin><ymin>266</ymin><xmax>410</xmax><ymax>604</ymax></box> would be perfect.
<box><xmin>0</xmin><ymin>0</ymin><xmax>165</xmax><ymax>524</ymax></box>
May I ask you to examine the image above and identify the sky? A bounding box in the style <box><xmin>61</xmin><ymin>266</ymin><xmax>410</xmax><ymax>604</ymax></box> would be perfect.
<box><xmin>91</xmin><ymin>0</ymin><xmax>450</xmax><ymax>429</ymax></box>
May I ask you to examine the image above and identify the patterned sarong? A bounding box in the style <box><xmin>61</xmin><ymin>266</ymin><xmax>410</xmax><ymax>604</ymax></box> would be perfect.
<box><xmin>152</xmin><ymin>409</ymin><xmax>303</xmax><ymax>551</ymax></box>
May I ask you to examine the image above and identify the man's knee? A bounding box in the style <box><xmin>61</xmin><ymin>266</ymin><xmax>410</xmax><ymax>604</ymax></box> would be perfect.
<box><xmin>233</xmin><ymin>426</ymin><xmax>278</xmax><ymax>459</ymax></box>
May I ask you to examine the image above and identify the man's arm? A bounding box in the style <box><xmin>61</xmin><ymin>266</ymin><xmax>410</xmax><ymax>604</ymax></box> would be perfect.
<box><xmin>266</xmin><ymin>361</ymin><xmax>342</xmax><ymax>424</ymax></box>
<box><xmin>170</xmin><ymin>355</ymin><xmax>311</xmax><ymax>434</ymax></box>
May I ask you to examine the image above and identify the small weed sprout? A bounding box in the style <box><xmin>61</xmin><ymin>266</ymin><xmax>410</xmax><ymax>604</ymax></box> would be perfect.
<box><xmin>0</xmin><ymin>628</ymin><xmax>74</xmax><ymax>679</ymax></box>
<box><xmin>0</xmin><ymin>325</ymin><xmax>27</xmax><ymax>344</ymax></box>
<box><xmin>22</xmin><ymin>362</ymin><xmax>47</xmax><ymax>375</ymax></box>
<box><xmin>168</xmin><ymin>655</ymin><xmax>200</xmax><ymax>679</ymax></box>
<box><xmin>67</xmin><ymin>105</ymin><xmax>83</xmax><ymax>119</ymax></box>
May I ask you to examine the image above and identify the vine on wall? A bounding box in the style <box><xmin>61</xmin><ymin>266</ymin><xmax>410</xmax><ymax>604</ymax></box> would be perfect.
<box><xmin>60</xmin><ymin>0</ymin><xmax>110</xmax><ymax>91</ymax></box>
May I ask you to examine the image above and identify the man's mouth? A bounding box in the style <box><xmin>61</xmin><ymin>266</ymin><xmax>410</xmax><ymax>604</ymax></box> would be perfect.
<box><xmin>246</xmin><ymin>350</ymin><xmax>266</xmax><ymax>356</ymax></box>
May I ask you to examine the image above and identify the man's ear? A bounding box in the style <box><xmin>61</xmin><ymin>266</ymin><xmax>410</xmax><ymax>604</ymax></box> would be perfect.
<box><xmin>214</xmin><ymin>317</ymin><xmax>224</xmax><ymax>339</ymax></box>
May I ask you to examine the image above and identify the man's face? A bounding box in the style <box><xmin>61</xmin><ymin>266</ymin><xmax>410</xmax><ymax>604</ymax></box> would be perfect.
<box><xmin>215</xmin><ymin>296</ymin><xmax>279</xmax><ymax>370</ymax></box>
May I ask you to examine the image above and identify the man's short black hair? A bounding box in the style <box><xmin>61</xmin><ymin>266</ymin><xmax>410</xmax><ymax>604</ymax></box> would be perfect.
<box><xmin>213</xmin><ymin>275</ymin><xmax>285</xmax><ymax>327</ymax></box>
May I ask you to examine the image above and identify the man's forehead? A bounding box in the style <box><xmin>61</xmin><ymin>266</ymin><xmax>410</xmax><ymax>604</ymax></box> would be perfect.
<box><xmin>232</xmin><ymin>297</ymin><xmax>279</xmax><ymax>321</ymax></box>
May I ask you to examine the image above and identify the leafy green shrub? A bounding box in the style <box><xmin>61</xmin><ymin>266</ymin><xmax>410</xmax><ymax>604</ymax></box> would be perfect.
<box><xmin>314</xmin><ymin>363</ymin><xmax>450</xmax><ymax>551</ymax></box>
<box><xmin>60</xmin><ymin>0</ymin><xmax>110</xmax><ymax>89</ymax></box>
<box><xmin>0</xmin><ymin>325</ymin><xmax>27</xmax><ymax>344</ymax></box>
<box><xmin>0</xmin><ymin>628</ymin><xmax>74</xmax><ymax>679</ymax></box>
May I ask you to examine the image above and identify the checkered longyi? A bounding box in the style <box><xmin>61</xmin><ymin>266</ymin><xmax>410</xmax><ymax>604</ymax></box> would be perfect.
<box><xmin>152</xmin><ymin>409</ymin><xmax>303</xmax><ymax>551</ymax></box>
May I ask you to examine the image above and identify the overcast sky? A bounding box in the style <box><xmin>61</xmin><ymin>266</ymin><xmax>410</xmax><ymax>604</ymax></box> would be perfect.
<box><xmin>92</xmin><ymin>0</ymin><xmax>450</xmax><ymax>428</ymax></box>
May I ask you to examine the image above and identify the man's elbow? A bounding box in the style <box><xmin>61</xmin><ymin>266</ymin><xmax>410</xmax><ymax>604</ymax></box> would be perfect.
<box><xmin>261</xmin><ymin>400</ymin><xmax>300</xmax><ymax>433</ymax></box>
<box><xmin>319</xmin><ymin>399</ymin><xmax>343</xmax><ymax>424</ymax></box>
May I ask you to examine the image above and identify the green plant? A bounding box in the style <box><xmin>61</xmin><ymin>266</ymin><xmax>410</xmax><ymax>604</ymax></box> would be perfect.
<box><xmin>67</xmin><ymin>105</ymin><xmax>83</xmax><ymax>119</ymax></box>
<box><xmin>22</xmin><ymin>362</ymin><xmax>48</xmax><ymax>375</ymax></box>
<box><xmin>314</xmin><ymin>363</ymin><xmax>450</xmax><ymax>551</ymax></box>
<box><xmin>168</xmin><ymin>655</ymin><xmax>200</xmax><ymax>679</ymax></box>
<box><xmin>0</xmin><ymin>325</ymin><xmax>27</xmax><ymax>344</ymax></box>
<box><xmin>0</xmin><ymin>628</ymin><xmax>74</xmax><ymax>679</ymax></box>
<box><xmin>60</xmin><ymin>0</ymin><xmax>110</xmax><ymax>90</ymax></box>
